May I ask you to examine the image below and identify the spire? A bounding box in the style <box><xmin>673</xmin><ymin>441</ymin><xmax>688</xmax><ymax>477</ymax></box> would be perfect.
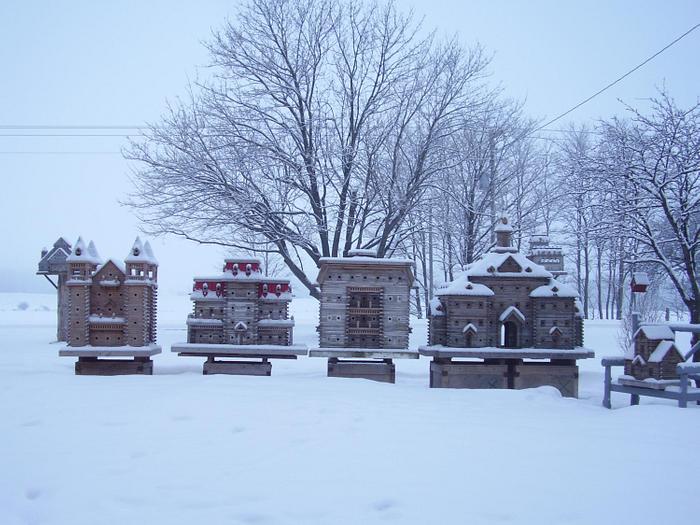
<box><xmin>87</xmin><ymin>241</ymin><xmax>102</xmax><ymax>263</ymax></box>
<box><xmin>66</xmin><ymin>237</ymin><xmax>87</xmax><ymax>261</ymax></box>
<box><xmin>143</xmin><ymin>240</ymin><xmax>158</xmax><ymax>265</ymax></box>
<box><xmin>494</xmin><ymin>217</ymin><xmax>513</xmax><ymax>248</ymax></box>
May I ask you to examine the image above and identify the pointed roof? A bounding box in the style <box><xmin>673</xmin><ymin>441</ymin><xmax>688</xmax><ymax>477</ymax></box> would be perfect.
<box><xmin>125</xmin><ymin>236</ymin><xmax>158</xmax><ymax>265</ymax></box>
<box><xmin>462</xmin><ymin>323</ymin><xmax>478</xmax><ymax>334</ymax></box>
<box><xmin>499</xmin><ymin>305</ymin><xmax>526</xmax><ymax>323</ymax></box>
<box><xmin>634</xmin><ymin>324</ymin><xmax>675</xmax><ymax>341</ymax></box>
<box><xmin>435</xmin><ymin>275</ymin><xmax>494</xmax><ymax>297</ymax></box>
<box><xmin>649</xmin><ymin>340</ymin><xmax>684</xmax><ymax>363</ymax></box>
<box><xmin>87</xmin><ymin>241</ymin><xmax>101</xmax><ymax>261</ymax></box>
<box><xmin>464</xmin><ymin>251</ymin><xmax>552</xmax><ymax>279</ymax></box>
<box><xmin>530</xmin><ymin>279</ymin><xmax>579</xmax><ymax>299</ymax></box>
<box><xmin>66</xmin><ymin>236</ymin><xmax>101</xmax><ymax>264</ymax></box>
<box><xmin>549</xmin><ymin>325</ymin><xmax>563</xmax><ymax>336</ymax></box>
<box><xmin>143</xmin><ymin>241</ymin><xmax>158</xmax><ymax>265</ymax></box>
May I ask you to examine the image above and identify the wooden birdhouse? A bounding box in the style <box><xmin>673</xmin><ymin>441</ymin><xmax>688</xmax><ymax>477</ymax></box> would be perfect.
<box><xmin>631</xmin><ymin>272</ymin><xmax>649</xmax><ymax>293</ymax></box>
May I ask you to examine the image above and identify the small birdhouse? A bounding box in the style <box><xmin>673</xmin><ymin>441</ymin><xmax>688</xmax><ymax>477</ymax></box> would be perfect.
<box><xmin>631</xmin><ymin>272</ymin><xmax>650</xmax><ymax>293</ymax></box>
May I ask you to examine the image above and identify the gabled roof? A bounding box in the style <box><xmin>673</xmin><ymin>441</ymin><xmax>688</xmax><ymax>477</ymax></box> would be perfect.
<box><xmin>549</xmin><ymin>326</ymin><xmax>563</xmax><ymax>336</ymax></box>
<box><xmin>632</xmin><ymin>354</ymin><xmax>647</xmax><ymax>365</ymax></box>
<box><xmin>429</xmin><ymin>297</ymin><xmax>444</xmax><ymax>316</ymax></box>
<box><xmin>634</xmin><ymin>324</ymin><xmax>675</xmax><ymax>341</ymax></box>
<box><xmin>94</xmin><ymin>259</ymin><xmax>126</xmax><ymax>277</ymax></box>
<box><xmin>530</xmin><ymin>279</ymin><xmax>579</xmax><ymax>299</ymax></box>
<box><xmin>649</xmin><ymin>340</ymin><xmax>684</xmax><ymax>363</ymax></box>
<box><xmin>234</xmin><ymin>321</ymin><xmax>248</xmax><ymax>331</ymax></box>
<box><xmin>435</xmin><ymin>275</ymin><xmax>494</xmax><ymax>297</ymax></box>
<box><xmin>499</xmin><ymin>306</ymin><xmax>525</xmax><ymax>323</ymax></box>
<box><xmin>463</xmin><ymin>251</ymin><xmax>552</xmax><ymax>279</ymax></box>
<box><xmin>462</xmin><ymin>323</ymin><xmax>478</xmax><ymax>334</ymax></box>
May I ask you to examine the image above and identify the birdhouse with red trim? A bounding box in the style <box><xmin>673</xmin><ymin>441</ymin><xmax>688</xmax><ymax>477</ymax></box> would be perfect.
<box><xmin>631</xmin><ymin>272</ymin><xmax>650</xmax><ymax>293</ymax></box>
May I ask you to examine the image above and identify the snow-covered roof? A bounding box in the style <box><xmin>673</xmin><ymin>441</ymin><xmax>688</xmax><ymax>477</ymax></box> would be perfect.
<box><xmin>462</xmin><ymin>323</ymin><xmax>478</xmax><ymax>334</ymax></box>
<box><xmin>88</xmin><ymin>315</ymin><xmax>125</xmax><ymax>325</ymax></box>
<box><xmin>632</xmin><ymin>354</ymin><xmax>646</xmax><ymax>365</ymax></box>
<box><xmin>347</xmin><ymin>248</ymin><xmax>378</xmax><ymax>258</ymax></box>
<box><xmin>257</xmin><ymin>319</ymin><xmax>295</xmax><ymax>327</ymax></box>
<box><xmin>435</xmin><ymin>275</ymin><xmax>495</xmax><ymax>297</ymax></box>
<box><xmin>186</xmin><ymin>317</ymin><xmax>224</xmax><ymax>326</ymax></box>
<box><xmin>429</xmin><ymin>297</ymin><xmax>444</xmax><ymax>316</ymax></box>
<box><xmin>125</xmin><ymin>237</ymin><xmax>158</xmax><ymax>265</ymax></box>
<box><xmin>234</xmin><ymin>321</ymin><xmax>248</xmax><ymax>331</ymax></box>
<box><xmin>499</xmin><ymin>306</ymin><xmax>525</xmax><ymax>323</ymax></box>
<box><xmin>632</xmin><ymin>272</ymin><xmax>650</xmax><ymax>286</ymax></box>
<box><xmin>319</xmin><ymin>256</ymin><xmax>414</xmax><ymax>266</ymax></box>
<box><xmin>494</xmin><ymin>219</ymin><xmax>513</xmax><ymax>233</ymax></box>
<box><xmin>530</xmin><ymin>279</ymin><xmax>579</xmax><ymax>299</ymax></box>
<box><xmin>193</xmin><ymin>273</ymin><xmax>290</xmax><ymax>284</ymax></box>
<box><xmin>635</xmin><ymin>324</ymin><xmax>675</xmax><ymax>341</ymax></box>
<box><xmin>224</xmin><ymin>257</ymin><xmax>262</xmax><ymax>264</ymax></box>
<box><xmin>649</xmin><ymin>340</ymin><xmax>682</xmax><ymax>363</ymax></box>
<box><xmin>95</xmin><ymin>259</ymin><xmax>126</xmax><ymax>276</ymax></box>
<box><xmin>549</xmin><ymin>325</ymin><xmax>562</xmax><ymax>335</ymax></box>
<box><xmin>66</xmin><ymin>237</ymin><xmax>102</xmax><ymax>264</ymax></box>
<box><xmin>463</xmin><ymin>251</ymin><xmax>552</xmax><ymax>279</ymax></box>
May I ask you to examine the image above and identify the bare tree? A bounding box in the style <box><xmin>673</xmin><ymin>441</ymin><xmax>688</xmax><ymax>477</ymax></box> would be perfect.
<box><xmin>597</xmin><ymin>91</ymin><xmax>700</xmax><ymax>355</ymax></box>
<box><xmin>126</xmin><ymin>0</ymin><xmax>489</xmax><ymax>298</ymax></box>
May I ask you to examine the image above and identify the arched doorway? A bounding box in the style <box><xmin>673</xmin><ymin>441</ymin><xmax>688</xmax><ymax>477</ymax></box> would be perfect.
<box><xmin>502</xmin><ymin>321</ymin><xmax>518</xmax><ymax>348</ymax></box>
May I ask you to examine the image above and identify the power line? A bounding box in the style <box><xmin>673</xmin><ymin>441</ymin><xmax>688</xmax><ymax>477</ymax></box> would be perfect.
<box><xmin>532</xmin><ymin>21</ymin><xmax>700</xmax><ymax>133</ymax></box>
<box><xmin>0</xmin><ymin>22</ymin><xmax>697</xmax><ymax>155</ymax></box>
<box><xmin>0</xmin><ymin>151</ymin><xmax>121</xmax><ymax>155</ymax></box>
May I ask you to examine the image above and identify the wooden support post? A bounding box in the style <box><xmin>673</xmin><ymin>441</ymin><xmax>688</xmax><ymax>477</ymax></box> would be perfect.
<box><xmin>630</xmin><ymin>393</ymin><xmax>640</xmax><ymax>406</ymax></box>
<box><xmin>603</xmin><ymin>363</ymin><xmax>612</xmax><ymax>409</ymax></box>
<box><xmin>679</xmin><ymin>371</ymin><xmax>688</xmax><ymax>408</ymax></box>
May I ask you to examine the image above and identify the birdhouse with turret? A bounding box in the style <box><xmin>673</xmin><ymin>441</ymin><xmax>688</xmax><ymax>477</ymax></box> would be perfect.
<box><xmin>58</xmin><ymin>237</ymin><xmax>161</xmax><ymax>375</ymax></box>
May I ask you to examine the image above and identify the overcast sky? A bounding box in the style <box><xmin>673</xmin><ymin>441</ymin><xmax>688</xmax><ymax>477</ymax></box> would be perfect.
<box><xmin>2</xmin><ymin>0</ymin><xmax>699</xmax><ymax>297</ymax></box>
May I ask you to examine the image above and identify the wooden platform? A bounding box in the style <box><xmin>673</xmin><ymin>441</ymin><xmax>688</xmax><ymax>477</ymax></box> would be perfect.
<box><xmin>420</xmin><ymin>346</ymin><xmax>593</xmax><ymax>398</ymax></box>
<box><xmin>310</xmin><ymin>348</ymin><xmax>417</xmax><ymax>384</ymax></box>
<box><xmin>327</xmin><ymin>358</ymin><xmax>396</xmax><ymax>383</ymax></box>
<box><xmin>172</xmin><ymin>342</ymin><xmax>308</xmax><ymax>376</ymax></box>
<box><xmin>59</xmin><ymin>345</ymin><xmax>161</xmax><ymax>375</ymax></box>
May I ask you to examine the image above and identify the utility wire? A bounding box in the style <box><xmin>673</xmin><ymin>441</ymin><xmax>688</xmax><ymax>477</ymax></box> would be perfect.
<box><xmin>532</xmin><ymin>21</ymin><xmax>700</xmax><ymax>133</ymax></box>
<box><xmin>0</xmin><ymin>22</ymin><xmax>697</xmax><ymax>154</ymax></box>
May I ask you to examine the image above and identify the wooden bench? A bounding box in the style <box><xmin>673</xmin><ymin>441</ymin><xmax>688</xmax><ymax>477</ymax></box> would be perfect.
<box><xmin>602</xmin><ymin>357</ymin><xmax>700</xmax><ymax>408</ymax></box>
<box><xmin>172</xmin><ymin>343</ymin><xmax>308</xmax><ymax>376</ymax></box>
<box><xmin>309</xmin><ymin>348</ymin><xmax>419</xmax><ymax>383</ymax></box>
<box><xmin>59</xmin><ymin>345</ymin><xmax>161</xmax><ymax>375</ymax></box>
<box><xmin>419</xmin><ymin>346</ymin><xmax>595</xmax><ymax>398</ymax></box>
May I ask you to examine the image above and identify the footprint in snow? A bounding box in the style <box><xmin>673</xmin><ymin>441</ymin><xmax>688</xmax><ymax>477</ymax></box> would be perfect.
<box><xmin>25</xmin><ymin>488</ymin><xmax>41</xmax><ymax>501</ymax></box>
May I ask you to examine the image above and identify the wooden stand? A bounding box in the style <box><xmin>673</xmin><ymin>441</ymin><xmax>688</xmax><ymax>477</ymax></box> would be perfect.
<box><xmin>429</xmin><ymin>360</ymin><xmax>508</xmax><ymax>389</ymax></box>
<box><xmin>75</xmin><ymin>356</ymin><xmax>153</xmax><ymax>375</ymax></box>
<box><xmin>172</xmin><ymin>343</ymin><xmax>307</xmax><ymax>376</ymax></box>
<box><xmin>59</xmin><ymin>345</ymin><xmax>162</xmax><ymax>376</ymax></box>
<box><xmin>327</xmin><ymin>358</ymin><xmax>396</xmax><ymax>383</ymax></box>
<box><xmin>421</xmin><ymin>347</ymin><xmax>593</xmax><ymax>398</ymax></box>
<box><xmin>602</xmin><ymin>358</ymin><xmax>700</xmax><ymax>408</ymax></box>
<box><xmin>310</xmin><ymin>348</ymin><xmax>418</xmax><ymax>384</ymax></box>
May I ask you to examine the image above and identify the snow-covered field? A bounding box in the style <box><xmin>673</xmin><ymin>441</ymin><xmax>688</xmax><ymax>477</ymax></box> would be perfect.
<box><xmin>1</xmin><ymin>293</ymin><xmax>697</xmax><ymax>525</ymax></box>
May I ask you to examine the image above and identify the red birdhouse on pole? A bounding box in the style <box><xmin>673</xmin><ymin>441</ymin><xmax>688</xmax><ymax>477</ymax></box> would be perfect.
<box><xmin>631</xmin><ymin>272</ymin><xmax>650</xmax><ymax>293</ymax></box>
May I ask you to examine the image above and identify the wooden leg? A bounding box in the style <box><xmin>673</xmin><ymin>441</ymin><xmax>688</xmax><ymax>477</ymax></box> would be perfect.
<box><xmin>603</xmin><ymin>365</ymin><xmax>612</xmax><ymax>409</ymax></box>
<box><xmin>679</xmin><ymin>373</ymin><xmax>688</xmax><ymax>408</ymax></box>
<box><xmin>631</xmin><ymin>394</ymin><xmax>640</xmax><ymax>406</ymax></box>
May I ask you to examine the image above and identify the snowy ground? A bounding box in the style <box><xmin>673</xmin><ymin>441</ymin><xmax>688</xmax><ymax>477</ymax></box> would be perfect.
<box><xmin>1</xmin><ymin>293</ymin><xmax>697</xmax><ymax>525</ymax></box>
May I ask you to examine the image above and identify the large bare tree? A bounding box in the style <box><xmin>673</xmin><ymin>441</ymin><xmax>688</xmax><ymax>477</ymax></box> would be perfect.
<box><xmin>126</xmin><ymin>0</ymin><xmax>489</xmax><ymax>298</ymax></box>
